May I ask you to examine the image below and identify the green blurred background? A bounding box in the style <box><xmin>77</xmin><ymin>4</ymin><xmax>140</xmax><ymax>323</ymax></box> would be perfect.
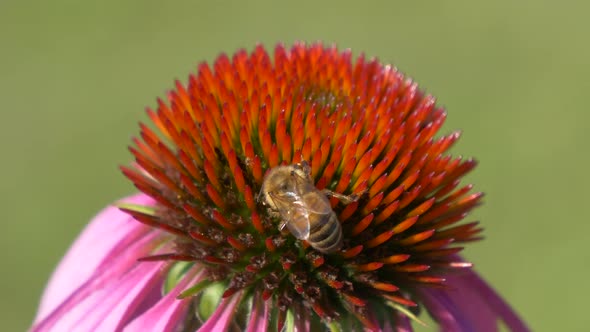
<box><xmin>2</xmin><ymin>1</ymin><xmax>588</xmax><ymax>331</ymax></box>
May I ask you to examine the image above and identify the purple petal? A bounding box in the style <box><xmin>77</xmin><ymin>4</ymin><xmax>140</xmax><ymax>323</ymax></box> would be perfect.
<box><xmin>419</xmin><ymin>268</ymin><xmax>530</xmax><ymax>332</ymax></box>
<box><xmin>196</xmin><ymin>291</ymin><xmax>244</xmax><ymax>332</ymax></box>
<box><xmin>461</xmin><ymin>270</ymin><xmax>530</xmax><ymax>332</ymax></box>
<box><xmin>420</xmin><ymin>286</ymin><xmax>476</xmax><ymax>331</ymax></box>
<box><xmin>35</xmin><ymin>193</ymin><xmax>156</xmax><ymax>322</ymax></box>
<box><xmin>383</xmin><ymin>311</ymin><xmax>413</xmax><ymax>332</ymax></box>
<box><xmin>364</xmin><ymin>305</ymin><xmax>382</xmax><ymax>332</ymax></box>
<box><xmin>124</xmin><ymin>269</ymin><xmax>207</xmax><ymax>332</ymax></box>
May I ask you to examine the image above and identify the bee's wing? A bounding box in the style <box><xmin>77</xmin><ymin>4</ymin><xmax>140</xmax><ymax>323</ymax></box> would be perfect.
<box><xmin>292</xmin><ymin>173</ymin><xmax>333</xmax><ymax>215</ymax></box>
<box><xmin>268</xmin><ymin>192</ymin><xmax>311</xmax><ymax>239</ymax></box>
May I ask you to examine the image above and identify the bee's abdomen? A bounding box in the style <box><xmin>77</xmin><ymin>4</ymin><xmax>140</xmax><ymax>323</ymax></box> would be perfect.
<box><xmin>308</xmin><ymin>213</ymin><xmax>342</xmax><ymax>254</ymax></box>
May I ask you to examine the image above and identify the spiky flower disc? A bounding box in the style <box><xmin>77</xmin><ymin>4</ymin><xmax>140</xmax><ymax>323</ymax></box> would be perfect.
<box><xmin>122</xmin><ymin>43</ymin><xmax>483</xmax><ymax>330</ymax></box>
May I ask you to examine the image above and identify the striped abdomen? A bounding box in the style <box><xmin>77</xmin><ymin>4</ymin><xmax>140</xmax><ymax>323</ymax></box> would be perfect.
<box><xmin>307</xmin><ymin>212</ymin><xmax>343</xmax><ymax>254</ymax></box>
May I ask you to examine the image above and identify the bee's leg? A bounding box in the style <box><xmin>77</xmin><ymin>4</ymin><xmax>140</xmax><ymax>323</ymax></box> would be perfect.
<box><xmin>321</xmin><ymin>189</ymin><xmax>364</xmax><ymax>204</ymax></box>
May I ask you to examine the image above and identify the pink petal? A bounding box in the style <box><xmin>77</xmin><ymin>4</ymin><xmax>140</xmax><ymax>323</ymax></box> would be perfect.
<box><xmin>31</xmin><ymin>228</ymin><xmax>167</xmax><ymax>331</ymax></box>
<box><xmin>245</xmin><ymin>291</ymin><xmax>270</xmax><ymax>332</ymax></box>
<box><xmin>124</xmin><ymin>268</ymin><xmax>207</xmax><ymax>332</ymax></box>
<box><xmin>93</xmin><ymin>261</ymin><xmax>167</xmax><ymax>331</ymax></box>
<box><xmin>292</xmin><ymin>301</ymin><xmax>310</xmax><ymax>332</ymax></box>
<box><xmin>35</xmin><ymin>193</ymin><xmax>156</xmax><ymax>322</ymax></box>
<box><xmin>34</xmin><ymin>260</ymin><xmax>167</xmax><ymax>331</ymax></box>
<box><xmin>196</xmin><ymin>291</ymin><xmax>244</xmax><ymax>332</ymax></box>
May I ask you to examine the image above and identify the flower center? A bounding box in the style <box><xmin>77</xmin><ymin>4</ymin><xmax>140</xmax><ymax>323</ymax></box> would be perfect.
<box><xmin>121</xmin><ymin>43</ymin><xmax>483</xmax><ymax>330</ymax></box>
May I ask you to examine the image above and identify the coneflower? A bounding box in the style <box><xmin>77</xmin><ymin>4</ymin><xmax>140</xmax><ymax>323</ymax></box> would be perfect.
<box><xmin>32</xmin><ymin>43</ymin><xmax>529</xmax><ymax>331</ymax></box>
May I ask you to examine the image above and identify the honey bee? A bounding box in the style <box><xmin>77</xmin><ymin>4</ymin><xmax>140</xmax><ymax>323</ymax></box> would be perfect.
<box><xmin>260</xmin><ymin>161</ymin><xmax>359</xmax><ymax>254</ymax></box>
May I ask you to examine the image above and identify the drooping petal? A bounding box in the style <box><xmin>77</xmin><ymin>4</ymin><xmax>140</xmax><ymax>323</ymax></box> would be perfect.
<box><xmin>35</xmin><ymin>194</ymin><xmax>156</xmax><ymax>322</ymax></box>
<box><xmin>34</xmin><ymin>260</ymin><xmax>167</xmax><ymax>331</ymax></box>
<box><xmin>196</xmin><ymin>291</ymin><xmax>244</xmax><ymax>332</ymax></box>
<box><xmin>390</xmin><ymin>311</ymin><xmax>413</xmax><ymax>332</ymax></box>
<box><xmin>292</xmin><ymin>301</ymin><xmax>311</xmax><ymax>332</ymax></box>
<box><xmin>86</xmin><ymin>261</ymin><xmax>167</xmax><ymax>331</ymax></box>
<box><xmin>381</xmin><ymin>311</ymin><xmax>414</xmax><ymax>332</ymax></box>
<box><xmin>124</xmin><ymin>269</ymin><xmax>207</xmax><ymax>332</ymax></box>
<box><xmin>419</xmin><ymin>268</ymin><xmax>530</xmax><ymax>332</ymax></box>
<box><xmin>245</xmin><ymin>291</ymin><xmax>271</xmax><ymax>332</ymax></box>
<box><xmin>453</xmin><ymin>269</ymin><xmax>530</xmax><ymax>332</ymax></box>
<box><xmin>420</xmin><ymin>288</ymin><xmax>475</xmax><ymax>331</ymax></box>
